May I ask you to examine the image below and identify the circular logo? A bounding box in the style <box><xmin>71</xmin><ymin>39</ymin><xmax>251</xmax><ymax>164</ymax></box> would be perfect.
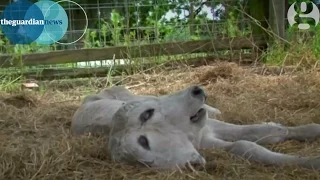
<box><xmin>287</xmin><ymin>1</ymin><xmax>320</xmax><ymax>30</ymax></box>
<box><xmin>0</xmin><ymin>0</ymin><xmax>68</xmax><ymax>44</ymax></box>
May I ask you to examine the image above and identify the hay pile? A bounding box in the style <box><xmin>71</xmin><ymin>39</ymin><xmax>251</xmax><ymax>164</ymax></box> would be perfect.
<box><xmin>1</xmin><ymin>62</ymin><xmax>320</xmax><ymax>180</ymax></box>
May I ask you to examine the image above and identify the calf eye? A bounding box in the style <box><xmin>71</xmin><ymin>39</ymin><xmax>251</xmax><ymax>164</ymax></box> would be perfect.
<box><xmin>139</xmin><ymin>108</ymin><xmax>155</xmax><ymax>124</ymax></box>
<box><xmin>138</xmin><ymin>135</ymin><xmax>151</xmax><ymax>150</ymax></box>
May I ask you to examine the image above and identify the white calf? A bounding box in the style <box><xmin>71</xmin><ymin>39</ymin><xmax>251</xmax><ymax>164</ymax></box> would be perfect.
<box><xmin>71</xmin><ymin>86</ymin><xmax>320</xmax><ymax>169</ymax></box>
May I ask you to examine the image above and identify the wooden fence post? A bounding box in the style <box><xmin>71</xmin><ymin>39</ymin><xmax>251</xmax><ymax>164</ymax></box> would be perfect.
<box><xmin>269</xmin><ymin>0</ymin><xmax>287</xmax><ymax>41</ymax></box>
<box><xmin>247</xmin><ymin>0</ymin><xmax>269</xmax><ymax>63</ymax></box>
<box><xmin>189</xmin><ymin>0</ymin><xmax>195</xmax><ymax>36</ymax></box>
<box><xmin>247</xmin><ymin>0</ymin><xmax>269</xmax><ymax>37</ymax></box>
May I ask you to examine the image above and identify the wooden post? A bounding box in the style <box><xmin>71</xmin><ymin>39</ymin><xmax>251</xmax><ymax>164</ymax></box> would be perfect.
<box><xmin>247</xmin><ymin>0</ymin><xmax>269</xmax><ymax>37</ymax></box>
<box><xmin>125</xmin><ymin>0</ymin><xmax>130</xmax><ymax>36</ymax></box>
<box><xmin>247</xmin><ymin>0</ymin><xmax>270</xmax><ymax>62</ymax></box>
<box><xmin>189</xmin><ymin>1</ymin><xmax>195</xmax><ymax>36</ymax></box>
<box><xmin>269</xmin><ymin>0</ymin><xmax>286</xmax><ymax>41</ymax></box>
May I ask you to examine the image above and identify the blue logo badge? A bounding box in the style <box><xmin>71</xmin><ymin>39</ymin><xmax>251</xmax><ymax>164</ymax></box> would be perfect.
<box><xmin>0</xmin><ymin>0</ymin><xmax>68</xmax><ymax>44</ymax></box>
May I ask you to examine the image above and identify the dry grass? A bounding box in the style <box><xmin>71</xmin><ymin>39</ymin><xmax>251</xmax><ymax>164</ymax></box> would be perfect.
<box><xmin>1</xmin><ymin>62</ymin><xmax>320</xmax><ymax>180</ymax></box>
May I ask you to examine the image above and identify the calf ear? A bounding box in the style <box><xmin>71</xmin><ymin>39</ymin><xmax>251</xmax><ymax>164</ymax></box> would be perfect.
<box><xmin>202</xmin><ymin>104</ymin><xmax>221</xmax><ymax>119</ymax></box>
<box><xmin>99</xmin><ymin>86</ymin><xmax>133</xmax><ymax>100</ymax></box>
<box><xmin>82</xmin><ymin>95</ymin><xmax>103</xmax><ymax>104</ymax></box>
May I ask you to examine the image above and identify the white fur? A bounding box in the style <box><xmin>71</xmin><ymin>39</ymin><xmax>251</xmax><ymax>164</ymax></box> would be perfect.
<box><xmin>71</xmin><ymin>86</ymin><xmax>320</xmax><ymax>170</ymax></box>
<box><xmin>202</xmin><ymin>104</ymin><xmax>221</xmax><ymax>119</ymax></box>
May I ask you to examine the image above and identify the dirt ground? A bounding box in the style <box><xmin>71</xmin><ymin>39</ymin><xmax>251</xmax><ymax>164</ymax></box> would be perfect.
<box><xmin>1</xmin><ymin>62</ymin><xmax>320</xmax><ymax>180</ymax></box>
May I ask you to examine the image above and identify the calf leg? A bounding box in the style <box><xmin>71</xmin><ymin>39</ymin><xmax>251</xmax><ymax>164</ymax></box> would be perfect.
<box><xmin>206</xmin><ymin>118</ymin><xmax>320</xmax><ymax>145</ymax></box>
<box><xmin>200</xmin><ymin>129</ymin><xmax>320</xmax><ymax>170</ymax></box>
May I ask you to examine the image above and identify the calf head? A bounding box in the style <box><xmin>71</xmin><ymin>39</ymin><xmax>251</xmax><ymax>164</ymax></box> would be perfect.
<box><xmin>108</xmin><ymin>85</ymin><xmax>208</xmax><ymax>168</ymax></box>
<box><xmin>158</xmin><ymin>85</ymin><xmax>208</xmax><ymax>142</ymax></box>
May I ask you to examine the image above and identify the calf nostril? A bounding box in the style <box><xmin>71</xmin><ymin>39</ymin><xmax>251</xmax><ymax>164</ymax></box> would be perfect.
<box><xmin>191</xmin><ymin>86</ymin><xmax>204</xmax><ymax>97</ymax></box>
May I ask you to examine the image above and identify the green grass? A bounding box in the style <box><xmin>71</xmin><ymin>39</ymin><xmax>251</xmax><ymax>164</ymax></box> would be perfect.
<box><xmin>263</xmin><ymin>26</ymin><xmax>320</xmax><ymax>67</ymax></box>
<box><xmin>1</xmin><ymin>4</ymin><xmax>320</xmax><ymax>93</ymax></box>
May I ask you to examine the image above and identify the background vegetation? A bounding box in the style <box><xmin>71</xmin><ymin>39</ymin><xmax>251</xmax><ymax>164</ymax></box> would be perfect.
<box><xmin>0</xmin><ymin>0</ymin><xmax>319</xmax><ymax>91</ymax></box>
<box><xmin>1</xmin><ymin>2</ymin><xmax>320</xmax><ymax>179</ymax></box>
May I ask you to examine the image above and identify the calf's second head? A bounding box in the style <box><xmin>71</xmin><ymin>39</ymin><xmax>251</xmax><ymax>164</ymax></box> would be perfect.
<box><xmin>108</xmin><ymin>88</ymin><xmax>207</xmax><ymax>168</ymax></box>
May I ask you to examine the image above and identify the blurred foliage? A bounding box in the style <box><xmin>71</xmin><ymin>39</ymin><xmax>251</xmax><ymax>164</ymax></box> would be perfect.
<box><xmin>0</xmin><ymin>0</ymin><xmax>318</xmax><ymax>67</ymax></box>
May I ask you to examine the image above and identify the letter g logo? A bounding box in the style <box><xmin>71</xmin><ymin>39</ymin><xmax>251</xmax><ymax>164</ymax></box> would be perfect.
<box><xmin>287</xmin><ymin>1</ymin><xmax>320</xmax><ymax>30</ymax></box>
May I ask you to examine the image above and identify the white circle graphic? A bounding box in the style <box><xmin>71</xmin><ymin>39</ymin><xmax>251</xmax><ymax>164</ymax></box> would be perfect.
<box><xmin>44</xmin><ymin>0</ymin><xmax>88</xmax><ymax>45</ymax></box>
<box><xmin>36</xmin><ymin>0</ymin><xmax>68</xmax><ymax>44</ymax></box>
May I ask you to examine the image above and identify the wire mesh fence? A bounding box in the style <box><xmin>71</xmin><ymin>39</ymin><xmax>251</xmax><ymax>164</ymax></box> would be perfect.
<box><xmin>0</xmin><ymin>0</ymin><xmax>255</xmax><ymax>51</ymax></box>
<box><xmin>0</xmin><ymin>0</ymin><xmax>262</xmax><ymax>71</ymax></box>
<box><xmin>62</xmin><ymin>0</ymin><xmax>254</xmax><ymax>49</ymax></box>
<box><xmin>0</xmin><ymin>0</ymin><xmax>319</xmax><ymax>81</ymax></box>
